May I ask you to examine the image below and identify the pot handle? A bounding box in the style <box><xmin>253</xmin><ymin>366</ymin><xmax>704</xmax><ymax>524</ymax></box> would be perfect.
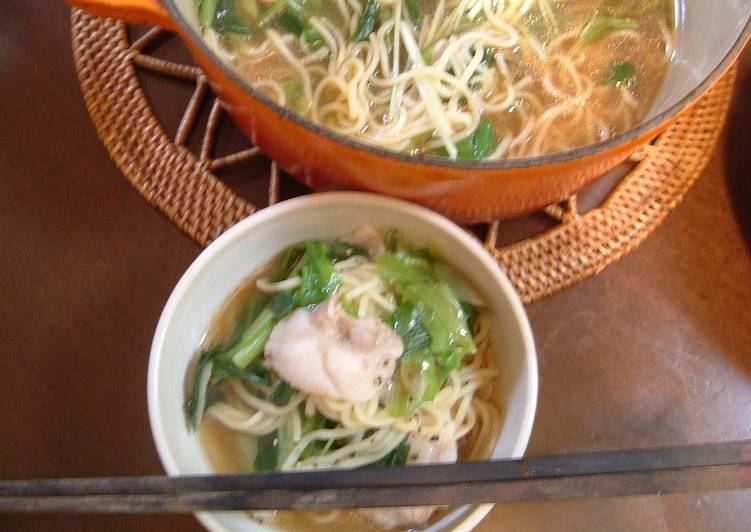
<box><xmin>67</xmin><ymin>0</ymin><xmax>176</xmax><ymax>30</ymax></box>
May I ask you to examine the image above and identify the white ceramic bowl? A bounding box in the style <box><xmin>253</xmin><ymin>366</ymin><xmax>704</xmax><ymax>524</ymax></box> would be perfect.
<box><xmin>148</xmin><ymin>192</ymin><xmax>538</xmax><ymax>532</ymax></box>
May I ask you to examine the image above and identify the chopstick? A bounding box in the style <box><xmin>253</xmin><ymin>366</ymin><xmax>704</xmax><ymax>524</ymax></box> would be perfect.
<box><xmin>1</xmin><ymin>440</ymin><xmax>749</xmax><ymax>513</ymax></box>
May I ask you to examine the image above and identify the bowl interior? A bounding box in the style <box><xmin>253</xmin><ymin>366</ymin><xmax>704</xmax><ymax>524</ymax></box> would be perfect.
<box><xmin>148</xmin><ymin>193</ymin><xmax>538</xmax><ymax>532</ymax></box>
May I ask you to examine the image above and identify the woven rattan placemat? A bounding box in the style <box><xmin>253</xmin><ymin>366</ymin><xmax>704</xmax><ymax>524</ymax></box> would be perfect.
<box><xmin>70</xmin><ymin>10</ymin><xmax>737</xmax><ymax>304</ymax></box>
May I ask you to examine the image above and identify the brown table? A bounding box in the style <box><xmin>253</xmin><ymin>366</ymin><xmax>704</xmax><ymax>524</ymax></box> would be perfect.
<box><xmin>2</xmin><ymin>2</ymin><xmax>750</xmax><ymax>531</ymax></box>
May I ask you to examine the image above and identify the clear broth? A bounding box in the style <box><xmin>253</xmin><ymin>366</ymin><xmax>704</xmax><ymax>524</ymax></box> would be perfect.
<box><xmin>193</xmin><ymin>253</ymin><xmax>500</xmax><ymax>531</ymax></box>
<box><xmin>211</xmin><ymin>0</ymin><xmax>675</xmax><ymax>159</ymax></box>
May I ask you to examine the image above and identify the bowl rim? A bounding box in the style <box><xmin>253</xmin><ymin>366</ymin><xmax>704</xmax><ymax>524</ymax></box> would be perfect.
<box><xmin>159</xmin><ymin>0</ymin><xmax>751</xmax><ymax>171</ymax></box>
<box><xmin>147</xmin><ymin>191</ymin><xmax>538</xmax><ymax>531</ymax></box>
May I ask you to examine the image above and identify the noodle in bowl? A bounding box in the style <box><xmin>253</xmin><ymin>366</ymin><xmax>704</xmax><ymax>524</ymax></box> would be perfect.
<box><xmin>147</xmin><ymin>192</ymin><xmax>538</xmax><ymax>531</ymax></box>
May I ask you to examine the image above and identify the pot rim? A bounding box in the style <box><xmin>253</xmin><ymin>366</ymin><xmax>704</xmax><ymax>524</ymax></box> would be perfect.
<box><xmin>160</xmin><ymin>0</ymin><xmax>751</xmax><ymax>171</ymax></box>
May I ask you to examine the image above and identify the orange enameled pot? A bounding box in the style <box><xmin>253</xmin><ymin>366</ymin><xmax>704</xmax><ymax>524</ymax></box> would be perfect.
<box><xmin>68</xmin><ymin>0</ymin><xmax>751</xmax><ymax>222</ymax></box>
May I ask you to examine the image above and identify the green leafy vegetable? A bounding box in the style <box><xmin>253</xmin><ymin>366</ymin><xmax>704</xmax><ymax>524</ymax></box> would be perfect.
<box><xmin>288</xmin><ymin>0</ymin><xmax>331</xmax><ymax>18</ymax></box>
<box><xmin>434</xmin><ymin>118</ymin><xmax>498</xmax><ymax>160</ymax></box>
<box><xmin>406</xmin><ymin>0</ymin><xmax>420</xmax><ymax>24</ymax></box>
<box><xmin>379</xmin><ymin>246</ymin><xmax>477</xmax><ymax>415</ymax></box>
<box><xmin>579</xmin><ymin>16</ymin><xmax>639</xmax><ymax>46</ymax></box>
<box><xmin>269</xmin><ymin>380</ymin><xmax>295</xmax><ymax>406</ymax></box>
<box><xmin>197</xmin><ymin>0</ymin><xmax>253</xmax><ymax>35</ymax></box>
<box><xmin>384</xmin><ymin>229</ymin><xmax>414</xmax><ymax>253</ymax></box>
<box><xmin>268</xmin><ymin>290</ymin><xmax>295</xmax><ymax>317</ymax></box>
<box><xmin>379</xmin><ymin>250</ymin><xmax>475</xmax><ymax>361</ymax></box>
<box><xmin>216</xmin><ymin>5</ymin><xmax>253</xmax><ymax>33</ymax></box>
<box><xmin>274</xmin><ymin>240</ymin><xmax>365</xmax><ymax>283</ymax></box>
<box><xmin>323</xmin><ymin>241</ymin><xmax>368</xmax><ymax>261</ymax></box>
<box><xmin>228</xmin><ymin>307</ymin><xmax>275</xmax><ymax>369</ymax></box>
<box><xmin>277</xmin><ymin>10</ymin><xmax>304</xmax><ymax>34</ymax></box>
<box><xmin>401</xmin><ymin>281</ymin><xmax>475</xmax><ymax>361</ymax></box>
<box><xmin>389</xmin><ymin>301</ymin><xmax>431</xmax><ymax>358</ymax></box>
<box><xmin>377</xmin><ymin>251</ymin><xmax>434</xmax><ymax>286</ymax></box>
<box><xmin>276</xmin><ymin>416</ymin><xmax>296</xmax><ymax>467</ymax></box>
<box><xmin>607</xmin><ymin>59</ymin><xmax>638</xmax><ymax>86</ymax></box>
<box><xmin>256</xmin><ymin>412</ymin><xmax>337</xmax><ymax>471</ymax></box>
<box><xmin>259</xmin><ymin>0</ymin><xmax>292</xmax><ymax>26</ymax></box>
<box><xmin>387</xmin><ymin>352</ymin><xmax>445</xmax><ymax>417</ymax></box>
<box><xmin>468</xmin><ymin>118</ymin><xmax>498</xmax><ymax>160</ymax></box>
<box><xmin>187</xmin><ymin>359</ymin><xmax>213</xmax><ymax>428</ymax></box>
<box><xmin>254</xmin><ymin>434</ymin><xmax>279</xmax><ymax>471</ymax></box>
<box><xmin>187</xmin><ymin>296</ymin><xmax>271</xmax><ymax>427</ymax></box>
<box><xmin>210</xmin><ymin>356</ymin><xmax>270</xmax><ymax>384</ymax></box>
<box><xmin>276</xmin><ymin>10</ymin><xmax>325</xmax><ymax>49</ymax></box>
<box><xmin>188</xmin><ymin>349</ymin><xmax>272</xmax><ymax>428</ymax></box>
<box><xmin>254</xmin><ymin>413</ymin><xmax>299</xmax><ymax>471</ymax></box>
<box><xmin>299</xmin><ymin>413</ymin><xmax>329</xmax><ymax>459</ymax></box>
<box><xmin>228</xmin><ymin>290</ymin><xmax>296</xmax><ymax>369</ymax></box>
<box><xmin>272</xmin><ymin>245</ymin><xmax>306</xmax><ymax>282</ymax></box>
<box><xmin>224</xmin><ymin>297</ymin><xmax>269</xmax><ymax>347</ymax></box>
<box><xmin>198</xmin><ymin>0</ymin><xmax>219</xmax><ymax>26</ymax></box>
<box><xmin>340</xmin><ymin>297</ymin><xmax>359</xmax><ymax>317</ymax></box>
<box><xmin>303</xmin><ymin>25</ymin><xmax>326</xmax><ymax>49</ymax></box>
<box><xmin>294</xmin><ymin>245</ymin><xmax>341</xmax><ymax>306</ymax></box>
<box><xmin>375</xmin><ymin>439</ymin><xmax>411</xmax><ymax>466</ymax></box>
<box><xmin>290</xmin><ymin>241</ymin><xmax>366</xmax><ymax>306</ymax></box>
<box><xmin>352</xmin><ymin>0</ymin><xmax>379</xmax><ymax>42</ymax></box>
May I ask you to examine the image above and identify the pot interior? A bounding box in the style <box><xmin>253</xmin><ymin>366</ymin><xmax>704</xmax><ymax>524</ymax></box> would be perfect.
<box><xmin>165</xmin><ymin>0</ymin><xmax>751</xmax><ymax>164</ymax></box>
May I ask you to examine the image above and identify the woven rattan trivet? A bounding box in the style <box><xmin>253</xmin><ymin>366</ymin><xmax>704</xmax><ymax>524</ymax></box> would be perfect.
<box><xmin>70</xmin><ymin>10</ymin><xmax>737</xmax><ymax>304</ymax></box>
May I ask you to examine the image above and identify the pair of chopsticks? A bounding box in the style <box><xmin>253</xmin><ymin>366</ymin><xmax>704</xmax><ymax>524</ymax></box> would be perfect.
<box><xmin>1</xmin><ymin>440</ymin><xmax>749</xmax><ymax>513</ymax></box>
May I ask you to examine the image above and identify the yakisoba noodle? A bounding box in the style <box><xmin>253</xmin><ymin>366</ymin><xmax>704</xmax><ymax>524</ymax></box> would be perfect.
<box><xmin>198</xmin><ymin>0</ymin><xmax>673</xmax><ymax>160</ymax></box>
<box><xmin>187</xmin><ymin>227</ymin><xmax>502</xmax><ymax>529</ymax></box>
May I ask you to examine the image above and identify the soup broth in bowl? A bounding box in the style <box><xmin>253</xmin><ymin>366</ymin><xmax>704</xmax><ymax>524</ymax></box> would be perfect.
<box><xmin>189</xmin><ymin>227</ymin><xmax>501</xmax><ymax>530</ymax></box>
<box><xmin>148</xmin><ymin>193</ymin><xmax>538</xmax><ymax>532</ymax></box>
<box><xmin>196</xmin><ymin>0</ymin><xmax>674</xmax><ymax>160</ymax></box>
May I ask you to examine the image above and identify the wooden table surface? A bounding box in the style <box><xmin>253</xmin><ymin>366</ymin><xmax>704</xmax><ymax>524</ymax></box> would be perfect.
<box><xmin>2</xmin><ymin>2</ymin><xmax>750</xmax><ymax>531</ymax></box>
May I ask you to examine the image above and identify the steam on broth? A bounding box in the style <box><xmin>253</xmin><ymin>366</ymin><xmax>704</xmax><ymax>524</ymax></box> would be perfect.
<box><xmin>195</xmin><ymin>0</ymin><xmax>673</xmax><ymax>160</ymax></box>
<box><xmin>186</xmin><ymin>227</ymin><xmax>501</xmax><ymax>530</ymax></box>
